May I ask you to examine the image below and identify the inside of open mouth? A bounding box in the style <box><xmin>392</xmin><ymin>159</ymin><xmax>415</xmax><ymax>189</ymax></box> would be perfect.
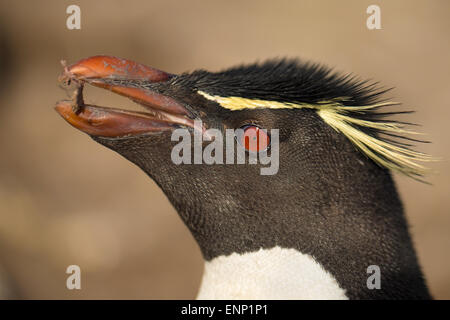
<box><xmin>58</xmin><ymin>61</ymin><xmax>171</xmax><ymax>119</ymax></box>
<box><xmin>60</xmin><ymin>79</ymin><xmax>160</xmax><ymax>116</ymax></box>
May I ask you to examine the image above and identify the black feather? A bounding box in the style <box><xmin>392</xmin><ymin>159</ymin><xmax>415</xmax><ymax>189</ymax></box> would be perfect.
<box><xmin>174</xmin><ymin>58</ymin><xmax>390</xmax><ymax>107</ymax></box>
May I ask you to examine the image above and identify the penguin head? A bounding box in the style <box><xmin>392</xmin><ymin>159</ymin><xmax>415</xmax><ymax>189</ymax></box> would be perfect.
<box><xmin>56</xmin><ymin>55</ymin><xmax>433</xmax><ymax>260</ymax></box>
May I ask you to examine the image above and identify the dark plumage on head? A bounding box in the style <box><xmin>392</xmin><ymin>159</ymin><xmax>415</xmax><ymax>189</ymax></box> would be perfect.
<box><xmin>172</xmin><ymin>59</ymin><xmax>385</xmax><ymax>106</ymax></box>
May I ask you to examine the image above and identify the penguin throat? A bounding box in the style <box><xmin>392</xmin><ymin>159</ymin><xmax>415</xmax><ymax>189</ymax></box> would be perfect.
<box><xmin>196</xmin><ymin>246</ymin><xmax>348</xmax><ymax>300</ymax></box>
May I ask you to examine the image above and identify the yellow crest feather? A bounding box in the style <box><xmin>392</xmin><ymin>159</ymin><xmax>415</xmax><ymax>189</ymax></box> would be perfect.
<box><xmin>198</xmin><ymin>90</ymin><xmax>435</xmax><ymax>178</ymax></box>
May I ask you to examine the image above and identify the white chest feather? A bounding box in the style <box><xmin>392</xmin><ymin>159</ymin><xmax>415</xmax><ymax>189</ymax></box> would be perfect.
<box><xmin>196</xmin><ymin>246</ymin><xmax>348</xmax><ymax>300</ymax></box>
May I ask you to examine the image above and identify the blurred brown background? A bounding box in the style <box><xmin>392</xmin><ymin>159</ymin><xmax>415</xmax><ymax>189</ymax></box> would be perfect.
<box><xmin>0</xmin><ymin>0</ymin><xmax>448</xmax><ymax>299</ymax></box>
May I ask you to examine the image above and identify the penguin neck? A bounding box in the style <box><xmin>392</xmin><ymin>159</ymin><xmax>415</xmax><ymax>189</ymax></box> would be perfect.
<box><xmin>189</xmin><ymin>168</ymin><xmax>430</xmax><ymax>299</ymax></box>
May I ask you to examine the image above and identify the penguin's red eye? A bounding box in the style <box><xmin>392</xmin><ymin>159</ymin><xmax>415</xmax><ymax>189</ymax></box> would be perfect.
<box><xmin>238</xmin><ymin>125</ymin><xmax>270</xmax><ymax>152</ymax></box>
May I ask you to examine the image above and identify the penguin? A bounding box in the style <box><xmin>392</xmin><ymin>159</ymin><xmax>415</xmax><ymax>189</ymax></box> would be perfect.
<box><xmin>56</xmin><ymin>55</ymin><xmax>433</xmax><ymax>299</ymax></box>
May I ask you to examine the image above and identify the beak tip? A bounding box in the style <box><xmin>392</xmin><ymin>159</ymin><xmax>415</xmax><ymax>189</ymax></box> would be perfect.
<box><xmin>67</xmin><ymin>64</ymin><xmax>93</xmax><ymax>78</ymax></box>
<box><xmin>55</xmin><ymin>100</ymin><xmax>70</xmax><ymax>116</ymax></box>
<box><xmin>55</xmin><ymin>100</ymin><xmax>80</xmax><ymax>124</ymax></box>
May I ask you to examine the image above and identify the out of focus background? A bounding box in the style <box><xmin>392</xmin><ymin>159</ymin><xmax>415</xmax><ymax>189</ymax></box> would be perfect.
<box><xmin>0</xmin><ymin>0</ymin><xmax>448</xmax><ymax>299</ymax></box>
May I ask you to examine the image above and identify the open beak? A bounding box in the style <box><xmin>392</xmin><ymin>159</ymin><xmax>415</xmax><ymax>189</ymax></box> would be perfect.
<box><xmin>55</xmin><ymin>55</ymin><xmax>195</xmax><ymax>138</ymax></box>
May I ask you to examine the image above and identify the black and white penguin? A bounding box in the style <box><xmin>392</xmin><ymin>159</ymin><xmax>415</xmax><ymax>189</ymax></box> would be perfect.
<box><xmin>56</xmin><ymin>56</ymin><xmax>433</xmax><ymax>299</ymax></box>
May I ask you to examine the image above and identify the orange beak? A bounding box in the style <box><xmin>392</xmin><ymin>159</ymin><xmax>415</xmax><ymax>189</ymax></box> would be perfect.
<box><xmin>55</xmin><ymin>55</ymin><xmax>193</xmax><ymax>137</ymax></box>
